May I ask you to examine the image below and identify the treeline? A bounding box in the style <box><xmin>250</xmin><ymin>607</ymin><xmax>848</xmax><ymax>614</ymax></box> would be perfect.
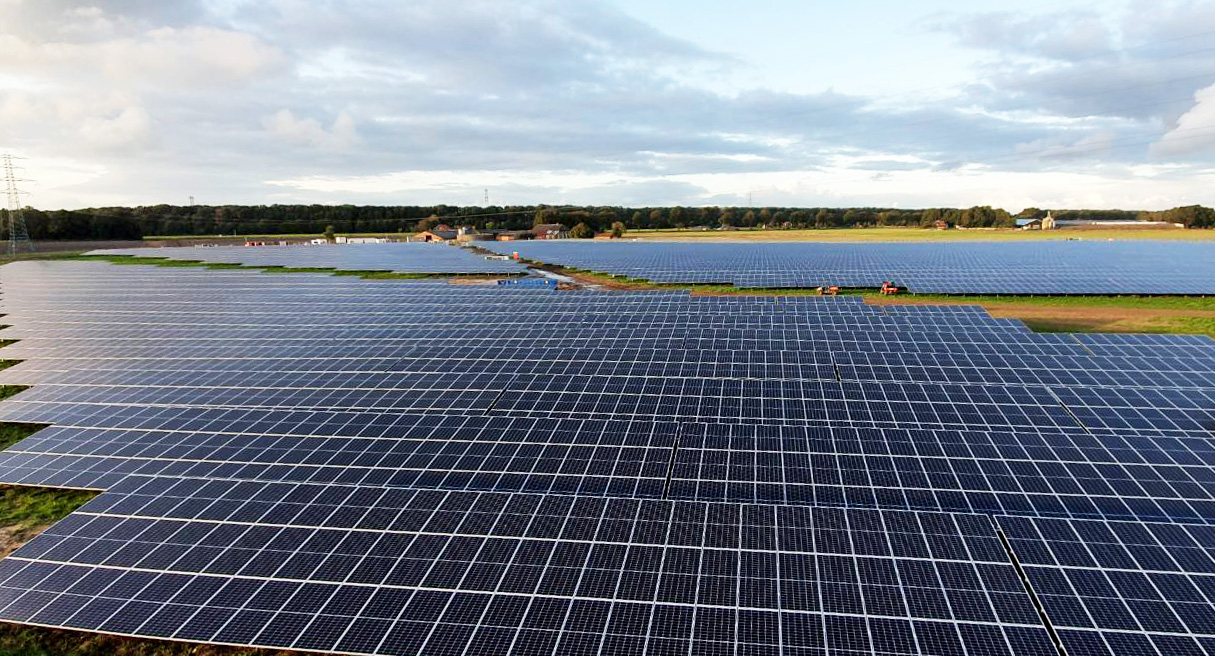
<box><xmin>1140</xmin><ymin>205</ymin><xmax>1215</xmax><ymax>228</ymax></box>
<box><xmin>1</xmin><ymin>203</ymin><xmax>1211</xmax><ymax>240</ymax></box>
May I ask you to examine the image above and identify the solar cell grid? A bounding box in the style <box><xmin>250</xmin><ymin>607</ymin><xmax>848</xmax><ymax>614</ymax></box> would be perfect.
<box><xmin>0</xmin><ymin>474</ymin><xmax>1060</xmax><ymax>656</ymax></box>
<box><xmin>998</xmin><ymin>514</ymin><xmax>1215</xmax><ymax>655</ymax></box>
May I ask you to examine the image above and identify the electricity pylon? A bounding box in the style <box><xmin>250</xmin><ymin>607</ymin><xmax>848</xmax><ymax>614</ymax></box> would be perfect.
<box><xmin>2</xmin><ymin>154</ymin><xmax>32</xmax><ymax>255</ymax></box>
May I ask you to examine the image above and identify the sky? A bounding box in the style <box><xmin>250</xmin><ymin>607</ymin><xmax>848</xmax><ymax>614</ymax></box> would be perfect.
<box><xmin>2</xmin><ymin>0</ymin><xmax>1215</xmax><ymax>211</ymax></box>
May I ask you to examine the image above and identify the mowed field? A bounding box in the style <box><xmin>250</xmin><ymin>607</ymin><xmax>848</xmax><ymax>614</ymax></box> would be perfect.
<box><xmin>865</xmin><ymin>293</ymin><xmax>1215</xmax><ymax>337</ymax></box>
<box><xmin>629</xmin><ymin>225</ymin><xmax>1215</xmax><ymax>241</ymax></box>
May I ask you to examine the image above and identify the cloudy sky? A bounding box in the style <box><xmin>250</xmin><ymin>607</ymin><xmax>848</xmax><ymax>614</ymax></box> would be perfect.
<box><xmin>2</xmin><ymin>0</ymin><xmax>1215</xmax><ymax>211</ymax></box>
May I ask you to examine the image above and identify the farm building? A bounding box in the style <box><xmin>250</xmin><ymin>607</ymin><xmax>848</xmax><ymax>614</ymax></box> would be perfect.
<box><xmin>1017</xmin><ymin>212</ymin><xmax>1056</xmax><ymax>230</ymax></box>
<box><xmin>532</xmin><ymin>223</ymin><xmax>569</xmax><ymax>239</ymax></box>
<box><xmin>412</xmin><ymin>229</ymin><xmax>459</xmax><ymax>243</ymax></box>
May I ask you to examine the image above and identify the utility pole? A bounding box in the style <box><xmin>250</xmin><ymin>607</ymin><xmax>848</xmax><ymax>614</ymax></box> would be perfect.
<box><xmin>2</xmin><ymin>154</ymin><xmax>32</xmax><ymax>256</ymax></box>
<box><xmin>484</xmin><ymin>189</ymin><xmax>490</xmax><ymax>206</ymax></box>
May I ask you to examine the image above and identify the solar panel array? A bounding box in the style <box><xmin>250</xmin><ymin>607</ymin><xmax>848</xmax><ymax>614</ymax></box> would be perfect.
<box><xmin>91</xmin><ymin>243</ymin><xmax>529</xmax><ymax>275</ymax></box>
<box><xmin>0</xmin><ymin>259</ymin><xmax>1213</xmax><ymax>655</ymax></box>
<box><xmin>481</xmin><ymin>241</ymin><xmax>1215</xmax><ymax>294</ymax></box>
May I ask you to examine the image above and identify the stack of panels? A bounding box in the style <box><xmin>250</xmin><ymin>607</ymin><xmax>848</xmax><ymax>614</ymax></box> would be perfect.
<box><xmin>91</xmin><ymin>243</ymin><xmax>529</xmax><ymax>275</ymax></box>
<box><xmin>0</xmin><ymin>260</ymin><xmax>1214</xmax><ymax>654</ymax></box>
<box><xmin>483</xmin><ymin>241</ymin><xmax>1215</xmax><ymax>294</ymax></box>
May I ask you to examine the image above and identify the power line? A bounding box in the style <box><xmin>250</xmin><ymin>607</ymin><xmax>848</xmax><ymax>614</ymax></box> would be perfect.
<box><xmin>2</xmin><ymin>154</ymin><xmax>32</xmax><ymax>255</ymax></box>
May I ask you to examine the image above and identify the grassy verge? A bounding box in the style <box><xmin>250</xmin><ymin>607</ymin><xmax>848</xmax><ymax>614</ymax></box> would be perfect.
<box><xmin>864</xmin><ymin>293</ymin><xmax>1215</xmax><ymax>337</ymax></box>
<box><xmin>0</xmin><ymin>251</ymin><xmax>89</xmax><ymax>267</ymax></box>
<box><xmin>986</xmin><ymin>310</ymin><xmax>1215</xmax><ymax>337</ymax></box>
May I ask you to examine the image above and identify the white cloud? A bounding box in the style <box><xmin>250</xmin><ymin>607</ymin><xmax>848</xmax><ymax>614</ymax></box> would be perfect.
<box><xmin>266</xmin><ymin>109</ymin><xmax>360</xmax><ymax>150</ymax></box>
<box><xmin>99</xmin><ymin>26</ymin><xmax>286</xmax><ymax>85</ymax></box>
<box><xmin>0</xmin><ymin>90</ymin><xmax>153</xmax><ymax>153</ymax></box>
<box><xmin>1014</xmin><ymin>131</ymin><xmax>1117</xmax><ymax>161</ymax></box>
<box><xmin>1152</xmin><ymin>83</ymin><xmax>1215</xmax><ymax>157</ymax></box>
<box><xmin>0</xmin><ymin>25</ymin><xmax>284</xmax><ymax>89</ymax></box>
<box><xmin>78</xmin><ymin>105</ymin><xmax>151</xmax><ymax>151</ymax></box>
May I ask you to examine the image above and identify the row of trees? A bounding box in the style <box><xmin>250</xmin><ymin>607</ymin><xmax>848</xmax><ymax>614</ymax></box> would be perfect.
<box><xmin>1140</xmin><ymin>205</ymin><xmax>1215</xmax><ymax>229</ymax></box>
<box><xmin>0</xmin><ymin>203</ymin><xmax>1211</xmax><ymax>241</ymax></box>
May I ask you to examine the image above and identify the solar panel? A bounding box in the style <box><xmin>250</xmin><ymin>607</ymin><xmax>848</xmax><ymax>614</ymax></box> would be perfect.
<box><xmin>0</xmin><ymin>258</ymin><xmax>1213</xmax><ymax>654</ymax></box>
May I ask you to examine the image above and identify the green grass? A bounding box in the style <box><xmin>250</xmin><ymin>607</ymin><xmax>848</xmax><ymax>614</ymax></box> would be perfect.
<box><xmin>872</xmin><ymin>293</ymin><xmax>1215</xmax><ymax>311</ymax></box>
<box><xmin>0</xmin><ymin>251</ymin><xmax>89</xmax><ymax>267</ymax></box>
<box><xmin>1017</xmin><ymin>315</ymin><xmax>1215</xmax><ymax>337</ymax></box>
<box><xmin>0</xmin><ymin>381</ymin><xmax>38</xmax><ymax>452</ymax></box>
<box><xmin>0</xmin><ymin>423</ymin><xmax>43</xmax><ymax>452</ymax></box>
<box><xmin>0</xmin><ymin>387</ymin><xmax>27</xmax><ymax>404</ymax></box>
<box><xmin>0</xmin><ymin>486</ymin><xmax>96</xmax><ymax>535</ymax></box>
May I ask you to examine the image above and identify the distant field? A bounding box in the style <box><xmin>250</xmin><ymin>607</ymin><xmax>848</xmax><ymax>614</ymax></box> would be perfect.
<box><xmin>627</xmin><ymin>226</ymin><xmax>1215</xmax><ymax>242</ymax></box>
<box><xmin>865</xmin><ymin>294</ymin><xmax>1215</xmax><ymax>338</ymax></box>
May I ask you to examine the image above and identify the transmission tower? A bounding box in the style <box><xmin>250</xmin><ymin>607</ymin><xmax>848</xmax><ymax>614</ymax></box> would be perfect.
<box><xmin>2</xmin><ymin>154</ymin><xmax>32</xmax><ymax>255</ymax></box>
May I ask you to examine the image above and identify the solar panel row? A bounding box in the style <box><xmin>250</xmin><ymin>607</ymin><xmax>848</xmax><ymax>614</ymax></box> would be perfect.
<box><xmin>91</xmin><ymin>243</ymin><xmax>529</xmax><ymax>276</ymax></box>
<box><xmin>482</xmin><ymin>241</ymin><xmax>1215</xmax><ymax>294</ymax></box>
